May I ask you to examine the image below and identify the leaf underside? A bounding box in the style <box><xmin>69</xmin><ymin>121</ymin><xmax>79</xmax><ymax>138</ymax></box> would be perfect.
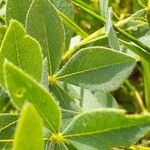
<box><xmin>64</xmin><ymin>109</ymin><xmax>150</xmax><ymax>150</ymax></box>
<box><xmin>58</xmin><ymin>47</ymin><xmax>136</xmax><ymax>91</ymax></box>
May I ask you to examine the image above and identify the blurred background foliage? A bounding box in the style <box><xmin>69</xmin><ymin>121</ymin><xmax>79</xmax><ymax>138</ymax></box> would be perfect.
<box><xmin>74</xmin><ymin>0</ymin><xmax>144</xmax><ymax>33</ymax></box>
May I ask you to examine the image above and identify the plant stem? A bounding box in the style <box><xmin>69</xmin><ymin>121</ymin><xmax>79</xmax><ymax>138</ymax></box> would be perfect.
<box><xmin>125</xmin><ymin>80</ymin><xmax>147</xmax><ymax>113</ymax></box>
<box><xmin>61</xmin><ymin>28</ymin><xmax>105</xmax><ymax>64</ymax></box>
<box><xmin>70</xmin><ymin>1</ymin><xmax>150</xmax><ymax>53</ymax></box>
<box><xmin>58</xmin><ymin>10</ymin><xmax>88</xmax><ymax>39</ymax></box>
<box><xmin>142</xmin><ymin>60</ymin><xmax>150</xmax><ymax>112</ymax></box>
<box><xmin>62</xmin><ymin>1</ymin><xmax>150</xmax><ymax>64</ymax></box>
<box><xmin>80</xmin><ymin>87</ymin><xmax>84</xmax><ymax>107</ymax></box>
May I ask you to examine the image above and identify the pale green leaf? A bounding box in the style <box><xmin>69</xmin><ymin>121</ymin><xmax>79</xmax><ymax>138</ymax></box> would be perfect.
<box><xmin>83</xmin><ymin>90</ymin><xmax>118</xmax><ymax>111</ymax></box>
<box><xmin>26</xmin><ymin>0</ymin><xmax>65</xmax><ymax>75</ymax></box>
<box><xmin>52</xmin><ymin>0</ymin><xmax>74</xmax><ymax>22</ymax></box>
<box><xmin>50</xmin><ymin>84</ymin><xmax>82</xmax><ymax>113</ymax></box>
<box><xmin>13</xmin><ymin>103</ymin><xmax>44</xmax><ymax>150</ymax></box>
<box><xmin>100</xmin><ymin>0</ymin><xmax>109</xmax><ymax>18</ymax></box>
<box><xmin>106</xmin><ymin>8</ymin><xmax>120</xmax><ymax>51</ymax></box>
<box><xmin>51</xmin><ymin>0</ymin><xmax>74</xmax><ymax>50</ymax></box>
<box><xmin>4</xmin><ymin>61</ymin><xmax>61</xmax><ymax>133</ymax></box>
<box><xmin>47</xmin><ymin>140</ymin><xmax>78</xmax><ymax>150</ymax></box>
<box><xmin>6</xmin><ymin>0</ymin><xmax>32</xmax><ymax>25</ymax></box>
<box><xmin>93</xmin><ymin>91</ymin><xmax>118</xmax><ymax>109</ymax></box>
<box><xmin>108</xmin><ymin>27</ymin><xmax>120</xmax><ymax>51</ymax></box>
<box><xmin>64</xmin><ymin>109</ymin><xmax>150</xmax><ymax>150</ymax></box>
<box><xmin>71</xmin><ymin>141</ymin><xmax>98</xmax><ymax>150</ymax></box>
<box><xmin>41</xmin><ymin>58</ymin><xmax>49</xmax><ymax>89</ymax></box>
<box><xmin>120</xmin><ymin>39</ymin><xmax>150</xmax><ymax>62</ymax></box>
<box><xmin>46</xmin><ymin>141</ymin><xmax>56</xmax><ymax>150</ymax></box>
<box><xmin>57</xmin><ymin>47</ymin><xmax>136</xmax><ymax>91</ymax></box>
<box><xmin>0</xmin><ymin>20</ymin><xmax>42</xmax><ymax>88</ymax></box>
<box><xmin>63</xmin><ymin>84</ymin><xmax>81</xmax><ymax>101</ymax></box>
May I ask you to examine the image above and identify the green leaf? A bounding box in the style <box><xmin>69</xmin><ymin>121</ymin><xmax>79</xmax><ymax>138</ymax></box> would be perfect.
<box><xmin>64</xmin><ymin>142</ymin><xmax>79</xmax><ymax>150</ymax></box>
<box><xmin>6</xmin><ymin>0</ymin><xmax>32</xmax><ymax>25</ymax></box>
<box><xmin>64</xmin><ymin>109</ymin><xmax>150</xmax><ymax>150</ymax></box>
<box><xmin>41</xmin><ymin>58</ymin><xmax>49</xmax><ymax>89</ymax></box>
<box><xmin>0</xmin><ymin>20</ymin><xmax>42</xmax><ymax>88</ymax></box>
<box><xmin>13</xmin><ymin>103</ymin><xmax>44</xmax><ymax>150</ymax></box>
<box><xmin>50</xmin><ymin>84</ymin><xmax>82</xmax><ymax>113</ymax></box>
<box><xmin>52</xmin><ymin>0</ymin><xmax>74</xmax><ymax>23</ymax></box>
<box><xmin>106</xmin><ymin>8</ymin><xmax>120</xmax><ymax>51</ymax></box>
<box><xmin>56</xmin><ymin>142</ymin><xmax>79</xmax><ymax>150</ymax></box>
<box><xmin>51</xmin><ymin>0</ymin><xmax>74</xmax><ymax>50</ymax></box>
<box><xmin>64</xmin><ymin>84</ymin><xmax>81</xmax><ymax>102</ymax></box>
<box><xmin>55</xmin><ymin>143</ymin><xmax>68</xmax><ymax>150</ymax></box>
<box><xmin>4</xmin><ymin>61</ymin><xmax>61</xmax><ymax>133</ymax></box>
<box><xmin>71</xmin><ymin>141</ymin><xmax>97</xmax><ymax>150</ymax></box>
<box><xmin>61</xmin><ymin>110</ymin><xmax>79</xmax><ymax>132</ymax></box>
<box><xmin>120</xmin><ymin>39</ymin><xmax>150</xmax><ymax>62</ymax></box>
<box><xmin>26</xmin><ymin>0</ymin><xmax>65</xmax><ymax>75</ymax></box>
<box><xmin>100</xmin><ymin>0</ymin><xmax>109</xmax><ymax>18</ymax></box>
<box><xmin>57</xmin><ymin>47</ymin><xmax>136</xmax><ymax>91</ymax></box>
<box><xmin>93</xmin><ymin>91</ymin><xmax>118</xmax><ymax>109</ymax></box>
<box><xmin>0</xmin><ymin>114</ymin><xmax>18</xmax><ymax>148</ymax></box>
<box><xmin>82</xmin><ymin>90</ymin><xmax>118</xmax><ymax>111</ymax></box>
<box><xmin>0</xmin><ymin>26</ymin><xmax>6</xmax><ymax>46</ymax></box>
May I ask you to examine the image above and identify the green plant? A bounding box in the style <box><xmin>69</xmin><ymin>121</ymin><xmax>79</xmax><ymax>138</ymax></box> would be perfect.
<box><xmin>1</xmin><ymin>0</ymin><xmax>150</xmax><ymax>149</ymax></box>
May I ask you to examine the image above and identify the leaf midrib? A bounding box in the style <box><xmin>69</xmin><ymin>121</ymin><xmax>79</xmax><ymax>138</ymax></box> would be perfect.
<box><xmin>13</xmin><ymin>29</ymin><xmax>21</xmax><ymax>68</ymax></box>
<box><xmin>63</xmin><ymin>121</ymin><xmax>150</xmax><ymax>138</ymax></box>
<box><xmin>41</xmin><ymin>0</ymin><xmax>52</xmax><ymax>75</ymax></box>
<box><xmin>57</xmin><ymin>61</ymin><xmax>135</xmax><ymax>80</ymax></box>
